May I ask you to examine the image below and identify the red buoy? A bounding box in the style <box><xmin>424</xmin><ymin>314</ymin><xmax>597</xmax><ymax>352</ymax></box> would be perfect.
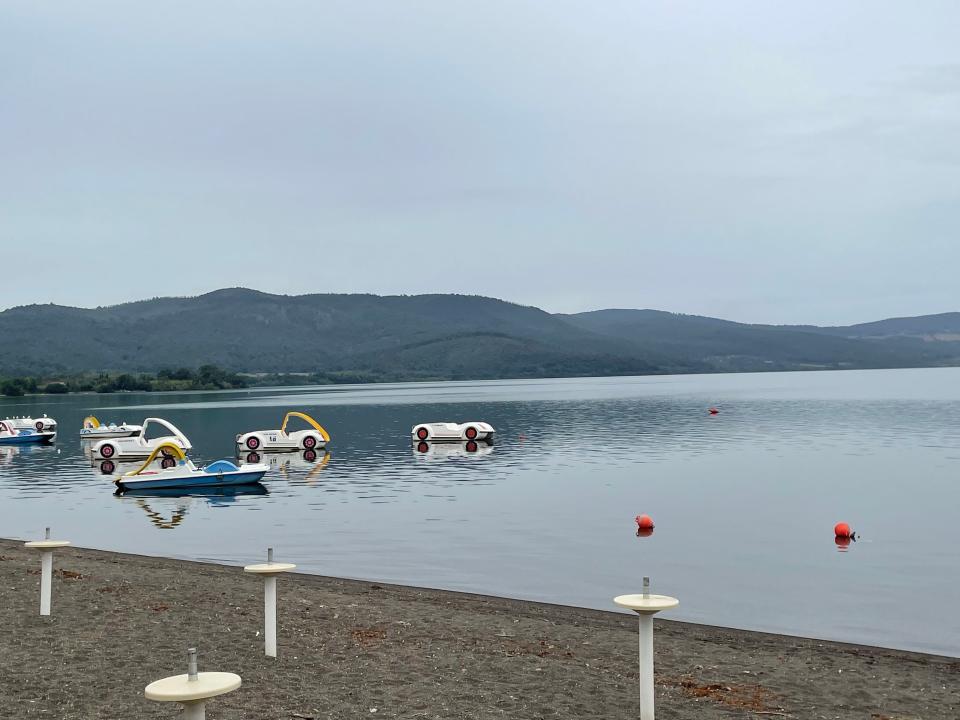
<box><xmin>635</xmin><ymin>514</ymin><xmax>655</xmax><ymax>531</ymax></box>
<box><xmin>708</xmin><ymin>407</ymin><xmax>719</xmax><ymax>415</ymax></box>
<box><xmin>834</xmin><ymin>522</ymin><xmax>852</xmax><ymax>539</ymax></box>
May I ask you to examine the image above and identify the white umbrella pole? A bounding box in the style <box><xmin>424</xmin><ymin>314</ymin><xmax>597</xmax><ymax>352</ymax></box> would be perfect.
<box><xmin>40</xmin><ymin>550</ymin><xmax>53</xmax><ymax>616</ymax></box>
<box><xmin>265</xmin><ymin>575</ymin><xmax>277</xmax><ymax>658</ymax></box>
<box><xmin>638</xmin><ymin>612</ymin><xmax>654</xmax><ymax>719</ymax></box>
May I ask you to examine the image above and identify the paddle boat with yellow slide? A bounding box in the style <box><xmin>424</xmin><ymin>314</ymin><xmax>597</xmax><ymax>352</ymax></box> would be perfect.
<box><xmin>80</xmin><ymin>415</ymin><xmax>143</xmax><ymax>440</ymax></box>
<box><xmin>236</xmin><ymin>411</ymin><xmax>330</xmax><ymax>452</ymax></box>
<box><xmin>113</xmin><ymin>443</ymin><xmax>269</xmax><ymax>493</ymax></box>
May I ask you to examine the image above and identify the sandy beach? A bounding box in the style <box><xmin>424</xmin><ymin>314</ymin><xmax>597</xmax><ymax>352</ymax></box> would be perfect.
<box><xmin>1</xmin><ymin>538</ymin><xmax>956</xmax><ymax>719</ymax></box>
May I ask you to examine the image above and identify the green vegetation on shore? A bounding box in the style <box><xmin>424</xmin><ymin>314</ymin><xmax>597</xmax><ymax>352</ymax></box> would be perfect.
<box><xmin>0</xmin><ymin>365</ymin><xmax>248</xmax><ymax>397</ymax></box>
<box><xmin>0</xmin><ymin>365</ymin><xmax>429</xmax><ymax>397</ymax></box>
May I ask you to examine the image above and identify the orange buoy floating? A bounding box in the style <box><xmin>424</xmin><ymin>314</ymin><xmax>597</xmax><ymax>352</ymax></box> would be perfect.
<box><xmin>834</xmin><ymin>522</ymin><xmax>852</xmax><ymax>539</ymax></box>
<box><xmin>708</xmin><ymin>407</ymin><xmax>719</xmax><ymax>415</ymax></box>
<box><xmin>635</xmin><ymin>514</ymin><xmax>655</xmax><ymax>531</ymax></box>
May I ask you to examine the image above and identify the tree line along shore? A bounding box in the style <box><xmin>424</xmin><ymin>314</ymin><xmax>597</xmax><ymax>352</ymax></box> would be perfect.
<box><xmin>0</xmin><ymin>366</ymin><xmax>420</xmax><ymax>397</ymax></box>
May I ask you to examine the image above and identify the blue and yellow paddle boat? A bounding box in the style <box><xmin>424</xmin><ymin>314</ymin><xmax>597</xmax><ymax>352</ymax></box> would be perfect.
<box><xmin>113</xmin><ymin>443</ymin><xmax>269</xmax><ymax>493</ymax></box>
<box><xmin>0</xmin><ymin>420</ymin><xmax>56</xmax><ymax>445</ymax></box>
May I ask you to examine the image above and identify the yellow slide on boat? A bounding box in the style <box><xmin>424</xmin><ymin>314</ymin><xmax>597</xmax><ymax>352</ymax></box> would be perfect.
<box><xmin>280</xmin><ymin>411</ymin><xmax>331</xmax><ymax>442</ymax></box>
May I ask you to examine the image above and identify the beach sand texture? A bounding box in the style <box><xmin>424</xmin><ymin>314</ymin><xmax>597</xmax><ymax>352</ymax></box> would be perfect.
<box><xmin>1</xmin><ymin>539</ymin><xmax>957</xmax><ymax>719</ymax></box>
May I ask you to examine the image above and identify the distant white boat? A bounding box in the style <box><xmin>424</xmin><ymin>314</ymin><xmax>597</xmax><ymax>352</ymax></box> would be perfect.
<box><xmin>411</xmin><ymin>422</ymin><xmax>495</xmax><ymax>443</ymax></box>
<box><xmin>4</xmin><ymin>415</ymin><xmax>57</xmax><ymax>432</ymax></box>
<box><xmin>80</xmin><ymin>415</ymin><xmax>143</xmax><ymax>440</ymax></box>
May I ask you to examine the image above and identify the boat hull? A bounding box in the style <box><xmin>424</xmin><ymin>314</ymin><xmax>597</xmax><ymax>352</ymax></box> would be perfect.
<box><xmin>80</xmin><ymin>430</ymin><xmax>141</xmax><ymax>440</ymax></box>
<box><xmin>0</xmin><ymin>432</ymin><xmax>56</xmax><ymax>445</ymax></box>
<box><xmin>116</xmin><ymin>469</ymin><xmax>268</xmax><ymax>492</ymax></box>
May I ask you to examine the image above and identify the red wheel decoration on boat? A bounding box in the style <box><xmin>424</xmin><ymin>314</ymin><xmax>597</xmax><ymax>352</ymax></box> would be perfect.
<box><xmin>160</xmin><ymin>457</ymin><xmax>176</xmax><ymax>469</ymax></box>
<box><xmin>246</xmin><ymin>436</ymin><xmax>260</xmax><ymax>450</ymax></box>
<box><xmin>35</xmin><ymin>421</ymin><xmax>45</xmax><ymax>431</ymax></box>
<box><xmin>303</xmin><ymin>435</ymin><xmax>317</xmax><ymax>449</ymax></box>
<box><xmin>417</xmin><ymin>427</ymin><xmax>429</xmax><ymax>440</ymax></box>
<box><xmin>464</xmin><ymin>426</ymin><xmax>478</xmax><ymax>440</ymax></box>
<box><xmin>100</xmin><ymin>443</ymin><xmax>116</xmax><ymax>458</ymax></box>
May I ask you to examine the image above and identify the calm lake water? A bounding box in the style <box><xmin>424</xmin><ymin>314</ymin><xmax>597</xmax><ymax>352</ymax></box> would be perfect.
<box><xmin>2</xmin><ymin>369</ymin><xmax>959</xmax><ymax>656</ymax></box>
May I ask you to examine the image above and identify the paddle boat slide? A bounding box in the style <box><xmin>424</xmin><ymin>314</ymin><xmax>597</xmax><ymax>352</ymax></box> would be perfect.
<box><xmin>92</xmin><ymin>417</ymin><xmax>191</xmax><ymax>460</ymax></box>
<box><xmin>411</xmin><ymin>421</ymin><xmax>495</xmax><ymax>443</ymax></box>
<box><xmin>0</xmin><ymin>420</ymin><xmax>57</xmax><ymax>445</ymax></box>
<box><xmin>80</xmin><ymin>416</ymin><xmax>143</xmax><ymax>439</ymax></box>
<box><xmin>236</xmin><ymin>411</ymin><xmax>330</xmax><ymax>452</ymax></box>
<box><xmin>114</xmin><ymin>443</ymin><xmax>269</xmax><ymax>492</ymax></box>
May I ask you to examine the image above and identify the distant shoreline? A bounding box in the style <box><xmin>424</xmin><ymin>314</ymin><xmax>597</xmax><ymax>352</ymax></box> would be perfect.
<box><xmin>4</xmin><ymin>364</ymin><xmax>960</xmax><ymax>402</ymax></box>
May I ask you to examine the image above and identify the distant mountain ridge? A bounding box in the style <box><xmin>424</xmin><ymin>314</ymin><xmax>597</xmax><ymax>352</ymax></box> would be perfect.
<box><xmin>1</xmin><ymin>288</ymin><xmax>958</xmax><ymax>380</ymax></box>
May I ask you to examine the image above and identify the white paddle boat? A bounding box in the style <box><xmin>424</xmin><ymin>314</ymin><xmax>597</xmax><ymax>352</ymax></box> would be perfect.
<box><xmin>80</xmin><ymin>415</ymin><xmax>143</xmax><ymax>440</ymax></box>
<box><xmin>91</xmin><ymin>417</ymin><xmax>191</xmax><ymax>460</ymax></box>
<box><xmin>4</xmin><ymin>415</ymin><xmax>57</xmax><ymax>432</ymax></box>
<box><xmin>411</xmin><ymin>421</ymin><xmax>495</xmax><ymax>443</ymax></box>
<box><xmin>113</xmin><ymin>443</ymin><xmax>269</xmax><ymax>493</ymax></box>
<box><xmin>236</xmin><ymin>411</ymin><xmax>330</xmax><ymax>452</ymax></box>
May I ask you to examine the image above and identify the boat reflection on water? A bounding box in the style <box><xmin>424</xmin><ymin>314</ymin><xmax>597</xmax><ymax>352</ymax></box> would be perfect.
<box><xmin>835</xmin><ymin>535</ymin><xmax>855</xmax><ymax>553</ymax></box>
<box><xmin>412</xmin><ymin>440</ymin><xmax>494</xmax><ymax>459</ymax></box>
<box><xmin>115</xmin><ymin>483</ymin><xmax>268</xmax><ymax>530</ymax></box>
<box><xmin>240</xmin><ymin>449</ymin><xmax>330</xmax><ymax>484</ymax></box>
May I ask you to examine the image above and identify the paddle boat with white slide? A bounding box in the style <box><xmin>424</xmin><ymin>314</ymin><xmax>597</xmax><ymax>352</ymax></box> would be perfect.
<box><xmin>0</xmin><ymin>420</ymin><xmax>57</xmax><ymax>445</ymax></box>
<box><xmin>113</xmin><ymin>443</ymin><xmax>269</xmax><ymax>493</ymax></box>
<box><xmin>80</xmin><ymin>416</ymin><xmax>143</xmax><ymax>440</ymax></box>
<box><xmin>236</xmin><ymin>411</ymin><xmax>330</xmax><ymax>452</ymax></box>
<box><xmin>411</xmin><ymin>421</ymin><xmax>495</xmax><ymax>443</ymax></box>
<box><xmin>91</xmin><ymin>417</ymin><xmax>191</xmax><ymax>460</ymax></box>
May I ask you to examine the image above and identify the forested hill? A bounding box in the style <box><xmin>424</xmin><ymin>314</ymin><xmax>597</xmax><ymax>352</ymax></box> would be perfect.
<box><xmin>1</xmin><ymin>289</ymin><xmax>958</xmax><ymax>380</ymax></box>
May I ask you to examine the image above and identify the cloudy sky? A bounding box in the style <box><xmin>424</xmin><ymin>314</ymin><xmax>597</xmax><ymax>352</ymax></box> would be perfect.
<box><xmin>2</xmin><ymin>1</ymin><xmax>958</xmax><ymax>324</ymax></box>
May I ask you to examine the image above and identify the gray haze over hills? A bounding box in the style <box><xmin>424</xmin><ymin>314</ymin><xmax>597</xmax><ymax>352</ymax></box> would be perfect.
<box><xmin>3</xmin><ymin>2</ymin><xmax>960</xmax><ymax>323</ymax></box>
<box><xmin>1</xmin><ymin>289</ymin><xmax>958</xmax><ymax>380</ymax></box>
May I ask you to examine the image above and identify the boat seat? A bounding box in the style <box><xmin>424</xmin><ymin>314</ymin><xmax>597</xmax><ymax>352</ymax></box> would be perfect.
<box><xmin>205</xmin><ymin>460</ymin><xmax>240</xmax><ymax>473</ymax></box>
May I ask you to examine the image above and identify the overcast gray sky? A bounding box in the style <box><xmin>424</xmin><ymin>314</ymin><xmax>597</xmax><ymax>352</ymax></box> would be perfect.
<box><xmin>2</xmin><ymin>1</ymin><xmax>958</xmax><ymax>324</ymax></box>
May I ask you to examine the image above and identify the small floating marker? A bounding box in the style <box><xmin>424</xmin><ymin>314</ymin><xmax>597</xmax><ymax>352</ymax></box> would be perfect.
<box><xmin>834</xmin><ymin>522</ymin><xmax>853</xmax><ymax>539</ymax></box>
<box><xmin>708</xmin><ymin>407</ymin><xmax>719</xmax><ymax>415</ymax></box>
<box><xmin>24</xmin><ymin>527</ymin><xmax>71</xmax><ymax>616</ymax></box>
<box><xmin>145</xmin><ymin>647</ymin><xmax>241</xmax><ymax>720</ymax></box>
<box><xmin>635</xmin><ymin>514</ymin><xmax>655</xmax><ymax>531</ymax></box>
